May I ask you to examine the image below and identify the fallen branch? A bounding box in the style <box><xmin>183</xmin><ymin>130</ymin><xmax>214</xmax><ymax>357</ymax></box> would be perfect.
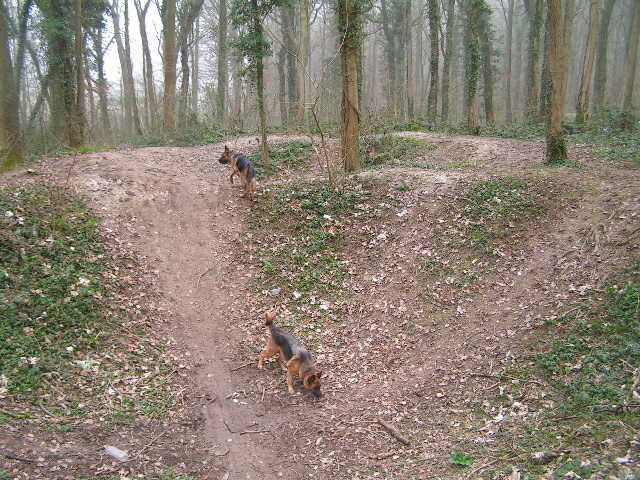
<box><xmin>465</xmin><ymin>458</ymin><xmax>500</xmax><ymax>479</ymax></box>
<box><xmin>5</xmin><ymin>454</ymin><xmax>37</xmax><ymax>463</ymax></box>
<box><xmin>239</xmin><ymin>429</ymin><xmax>269</xmax><ymax>435</ymax></box>
<box><xmin>376</xmin><ymin>419</ymin><xmax>410</xmax><ymax>446</ymax></box>
<box><xmin>195</xmin><ymin>266</ymin><xmax>216</xmax><ymax>288</ymax></box>
<box><xmin>230</xmin><ymin>362</ymin><xmax>254</xmax><ymax>372</ymax></box>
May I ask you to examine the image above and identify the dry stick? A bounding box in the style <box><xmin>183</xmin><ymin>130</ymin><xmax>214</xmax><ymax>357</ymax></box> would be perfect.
<box><xmin>5</xmin><ymin>454</ymin><xmax>37</xmax><ymax>463</ymax></box>
<box><xmin>134</xmin><ymin>430</ymin><xmax>167</xmax><ymax>458</ymax></box>
<box><xmin>465</xmin><ymin>458</ymin><xmax>501</xmax><ymax>479</ymax></box>
<box><xmin>376</xmin><ymin>419</ymin><xmax>410</xmax><ymax>446</ymax></box>
<box><xmin>195</xmin><ymin>266</ymin><xmax>216</xmax><ymax>288</ymax></box>
<box><xmin>239</xmin><ymin>429</ymin><xmax>269</xmax><ymax>435</ymax></box>
<box><xmin>230</xmin><ymin>362</ymin><xmax>254</xmax><ymax>372</ymax></box>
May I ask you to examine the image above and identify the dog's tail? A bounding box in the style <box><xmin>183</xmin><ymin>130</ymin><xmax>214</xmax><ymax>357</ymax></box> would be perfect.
<box><xmin>265</xmin><ymin>311</ymin><xmax>275</xmax><ymax>327</ymax></box>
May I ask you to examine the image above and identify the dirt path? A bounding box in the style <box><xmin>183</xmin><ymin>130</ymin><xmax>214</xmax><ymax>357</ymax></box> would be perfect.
<box><xmin>19</xmin><ymin>132</ymin><xmax>638</xmax><ymax>479</ymax></box>
<box><xmin>38</xmin><ymin>138</ymin><xmax>305</xmax><ymax>479</ymax></box>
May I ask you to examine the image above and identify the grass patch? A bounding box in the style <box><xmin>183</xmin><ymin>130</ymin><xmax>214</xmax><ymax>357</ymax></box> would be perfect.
<box><xmin>54</xmin><ymin>145</ymin><xmax>113</xmax><ymax>156</ymax></box>
<box><xmin>0</xmin><ymin>184</ymin><xmax>182</xmax><ymax>422</ymax></box>
<box><xmin>249</xmin><ymin>140</ymin><xmax>314</xmax><ymax>179</ymax></box>
<box><xmin>461</xmin><ymin>261</ymin><xmax>640</xmax><ymax>478</ymax></box>
<box><xmin>0</xmin><ymin>185</ymin><xmax>106</xmax><ymax>396</ymax></box>
<box><xmin>360</xmin><ymin>135</ymin><xmax>436</xmax><ymax>167</ymax></box>
<box><xmin>132</xmin><ymin>125</ymin><xmax>235</xmax><ymax>147</ymax></box>
<box><xmin>249</xmin><ymin>180</ymin><xmax>369</xmax><ymax>298</ymax></box>
<box><xmin>460</xmin><ymin>177</ymin><xmax>546</xmax><ymax>253</ymax></box>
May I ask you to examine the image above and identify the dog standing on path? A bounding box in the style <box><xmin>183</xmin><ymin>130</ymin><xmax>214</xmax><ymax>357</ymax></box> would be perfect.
<box><xmin>218</xmin><ymin>145</ymin><xmax>256</xmax><ymax>200</ymax></box>
<box><xmin>258</xmin><ymin>312</ymin><xmax>323</xmax><ymax>398</ymax></box>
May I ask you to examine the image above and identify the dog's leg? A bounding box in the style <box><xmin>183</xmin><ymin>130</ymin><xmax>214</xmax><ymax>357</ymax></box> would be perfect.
<box><xmin>286</xmin><ymin>368</ymin><xmax>296</xmax><ymax>394</ymax></box>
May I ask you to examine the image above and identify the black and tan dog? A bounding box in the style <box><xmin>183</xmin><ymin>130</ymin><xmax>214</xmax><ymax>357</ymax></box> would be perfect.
<box><xmin>258</xmin><ymin>312</ymin><xmax>323</xmax><ymax>398</ymax></box>
<box><xmin>218</xmin><ymin>145</ymin><xmax>256</xmax><ymax>200</ymax></box>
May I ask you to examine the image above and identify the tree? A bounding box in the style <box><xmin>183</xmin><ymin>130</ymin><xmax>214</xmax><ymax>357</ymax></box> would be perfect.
<box><xmin>297</xmin><ymin>0</ymin><xmax>310</xmax><ymax>124</ymax></box>
<box><xmin>231</xmin><ymin>0</ymin><xmax>286</xmax><ymax>163</ymax></box>
<box><xmin>336</xmin><ymin>0</ymin><xmax>368</xmax><ymax>171</ymax></box>
<box><xmin>0</xmin><ymin>0</ymin><xmax>22</xmax><ymax>167</ymax></box>
<box><xmin>545</xmin><ymin>0</ymin><xmax>569</xmax><ymax>164</ymax></box>
<box><xmin>426</xmin><ymin>0</ymin><xmax>439</xmax><ymax>121</ymax></box>
<box><xmin>162</xmin><ymin>0</ymin><xmax>177</xmax><ymax>130</ymax></box>
<box><xmin>280</xmin><ymin>4</ymin><xmax>298</xmax><ymax>126</ymax></box>
<box><xmin>177</xmin><ymin>0</ymin><xmax>204</xmax><ymax>127</ymax></box>
<box><xmin>499</xmin><ymin>0</ymin><xmax>514</xmax><ymax>123</ymax></box>
<box><xmin>217</xmin><ymin>0</ymin><xmax>228</xmax><ymax>125</ymax></box>
<box><xmin>592</xmin><ymin>0</ymin><xmax>616</xmax><ymax>112</ymax></box>
<box><xmin>440</xmin><ymin>0</ymin><xmax>455</xmax><ymax>121</ymax></box>
<box><xmin>111</xmin><ymin>0</ymin><xmax>143</xmax><ymax>135</ymax></box>
<box><xmin>463</xmin><ymin>0</ymin><xmax>485</xmax><ymax>134</ymax></box>
<box><xmin>134</xmin><ymin>0</ymin><xmax>158</xmax><ymax>130</ymax></box>
<box><xmin>478</xmin><ymin>3</ymin><xmax>494</xmax><ymax>124</ymax></box>
<box><xmin>621</xmin><ymin>0</ymin><xmax>640</xmax><ymax>128</ymax></box>
<box><xmin>523</xmin><ymin>0</ymin><xmax>543</xmax><ymax>123</ymax></box>
<box><xmin>575</xmin><ymin>0</ymin><xmax>601</xmax><ymax>124</ymax></box>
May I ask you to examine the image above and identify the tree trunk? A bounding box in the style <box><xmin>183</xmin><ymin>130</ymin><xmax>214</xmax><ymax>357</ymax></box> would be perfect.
<box><xmin>440</xmin><ymin>0</ymin><xmax>455</xmax><ymax>121</ymax></box>
<box><xmin>464</xmin><ymin>0</ymin><xmax>482</xmax><ymax>134</ymax></box>
<box><xmin>575</xmin><ymin>0</ymin><xmax>601</xmax><ymax>124</ymax></box>
<box><xmin>479</xmin><ymin>6</ymin><xmax>494</xmax><ymax>124</ymax></box>
<box><xmin>524</xmin><ymin>0</ymin><xmax>543</xmax><ymax>122</ymax></box>
<box><xmin>281</xmin><ymin>6</ymin><xmax>298</xmax><ymax>125</ymax></box>
<box><xmin>592</xmin><ymin>0</ymin><xmax>616</xmax><ymax>112</ymax></box>
<box><xmin>297</xmin><ymin>0</ymin><xmax>309</xmax><ymax>125</ymax></box>
<box><xmin>503</xmin><ymin>0</ymin><xmax>514</xmax><ymax>123</ymax></box>
<box><xmin>622</xmin><ymin>0</ymin><xmax>639</xmax><ymax>117</ymax></box>
<box><xmin>427</xmin><ymin>0</ymin><xmax>440</xmax><ymax>121</ymax></box>
<box><xmin>162</xmin><ymin>0</ymin><xmax>177</xmax><ymax>130</ymax></box>
<box><xmin>93</xmin><ymin>27</ymin><xmax>111</xmax><ymax>135</ymax></box>
<box><xmin>134</xmin><ymin>0</ymin><xmax>157</xmax><ymax>130</ymax></box>
<box><xmin>0</xmin><ymin>0</ymin><xmax>22</xmax><ymax>167</ymax></box>
<box><xmin>178</xmin><ymin>40</ymin><xmax>190</xmax><ymax>127</ymax></box>
<box><xmin>230</xmin><ymin>28</ymin><xmax>242</xmax><ymax>127</ymax></box>
<box><xmin>217</xmin><ymin>0</ymin><xmax>227</xmax><ymax>125</ymax></box>
<box><xmin>112</xmin><ymin>0</ymin><xmax>142</xmax><ymax>135</ymax></box>
<box><xmin>538</xmin><ymin>13</ymin><xmax>550</xmax><ymax>120</ymax></box>
<box><xmin>277</xmin><ymin>44</ymin><xmax>287</xmax><ymax>126</ymax></box>
<box><xmin>191</xmin><ymin>18</ymin><xmax>199</xmax><ymax>119</ymax></box>
<box><xmin>337</xmin><ymin>0</ymin><xmax>361</xmax><ymax>171</ymax></box>
<box><xmin>545</xmin><ymin>0</ymin><xmax>568</xmax><ymax>164</ymax></box>
<box><xmin>70</xmin><ymin>0</ymin><xmax>84</xmax><ymax>147</ymax></box>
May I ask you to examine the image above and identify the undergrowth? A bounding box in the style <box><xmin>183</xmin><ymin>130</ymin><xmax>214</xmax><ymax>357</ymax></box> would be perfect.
<box><xmin>0</xmin><ymin>185</ymin><xmax>181</xmax><ymax>423</ymax></box>
<box><xmin>459</xmin><ymin>260</ymin><xmax>640</xmax><ymax>479</ymax></box>
<box><xmin>460</xmin><ymin>177</ymin><xmax>547</xmax><ymax>253</ymax></box>
<box><xmin>360</xmin><ymin>135</ymin><xmax>436</xmax><ymax>167</ymax></box>
<box><xmin>249</xmin><ymin>140</ymin><xmax>314</xmax><ymax>179</ymax></box>
<box><xmin>249</xmin><ymin>180</ymin><xmax>369</xmax><ymax>300</ymax></box>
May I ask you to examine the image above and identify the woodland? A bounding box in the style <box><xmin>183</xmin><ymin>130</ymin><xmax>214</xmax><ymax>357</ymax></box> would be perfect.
<box><xmin>1</xmin><ymin>1</ymin><xmax>640</xmax><ymax>479</ymax></box>
<box><xmin>0</xmin><ymin>0</ymin><xmax>639</xmax><ymax>169</ymax></box>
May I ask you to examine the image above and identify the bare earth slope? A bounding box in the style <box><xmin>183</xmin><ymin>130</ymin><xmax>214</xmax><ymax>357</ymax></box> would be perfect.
<box><xmin>8</xmin><ymin>133</ymin><xmax>638</xmax><ymax>479</ymax></box>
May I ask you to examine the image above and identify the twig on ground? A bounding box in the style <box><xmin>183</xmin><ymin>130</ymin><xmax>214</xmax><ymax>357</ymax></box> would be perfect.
<box><xmin>465</xmin><ymin>458</ymin><xmax>500</xmax><ymax>479</ymax></box>
<box><xmin>134</xmin><ymin>430</ymin><xmax>167</xmax><ymax>458</ymax></box>
<box><xmin>240</xmin><ymin>429</ymin><xmax>270</xmax><ymax>435</ymax></box>
<box><xmin>196</xmin><ymin>266</ymin><xmax>216</xmax><ymax>288</ymax></box>
<box><xmin>5</xmin><ymin>454</ymin><xmax>37</xmax><ymax>463</ymax></box>
<box><xmin>230</xmin><ymin>362</ymin><xmax>254</xmax><ymax>372</ymax></box>
<box><xmin>376</xmin><ymin>419</ymin><xmax>410</xmax><ymax>445</ymax></box>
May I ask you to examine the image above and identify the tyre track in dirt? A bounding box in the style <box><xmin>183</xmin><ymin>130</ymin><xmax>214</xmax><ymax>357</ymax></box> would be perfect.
<box><xmin>39</xmin><ymin>140</ymin><xmax>303</xmax><ymax>479</ymax></box>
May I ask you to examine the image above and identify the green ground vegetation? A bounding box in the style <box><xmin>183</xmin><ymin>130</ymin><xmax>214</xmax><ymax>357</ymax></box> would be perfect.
<box><xmin>454</xmin><ymin>261</ymin><xmax>640</xmax><ymax>478</ymax></box>
<box><xmin>249</xmin><ymin>140</ymin><xmax>314</xmax><ymax>179</ymax></box>
<box><xmin>0</xmin><ymin>184</ymin><xmax>181</xmax><ymax>424</ymax></box>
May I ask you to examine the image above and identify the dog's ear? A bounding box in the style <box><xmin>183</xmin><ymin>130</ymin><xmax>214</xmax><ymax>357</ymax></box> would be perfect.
<box><xmin>317</xmin><ymin>370</ymin><xmax>322</xmax><ymax>378</ymax></box>
<box><xmin>224</xmin><ymin>145</ymin><xmax>229</xmax><ymax>153</ymax></box>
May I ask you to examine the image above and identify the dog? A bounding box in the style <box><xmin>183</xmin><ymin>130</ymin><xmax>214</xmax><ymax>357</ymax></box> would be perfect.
<box><xmin>258</xmin><ymin>312</ymin><xmax>323</xmax><ymax>398</ymax></box>
<box><xmin>218</xmin><ymin>145</ymin><xmax>256</xmax><ymax>200</ymax></box>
